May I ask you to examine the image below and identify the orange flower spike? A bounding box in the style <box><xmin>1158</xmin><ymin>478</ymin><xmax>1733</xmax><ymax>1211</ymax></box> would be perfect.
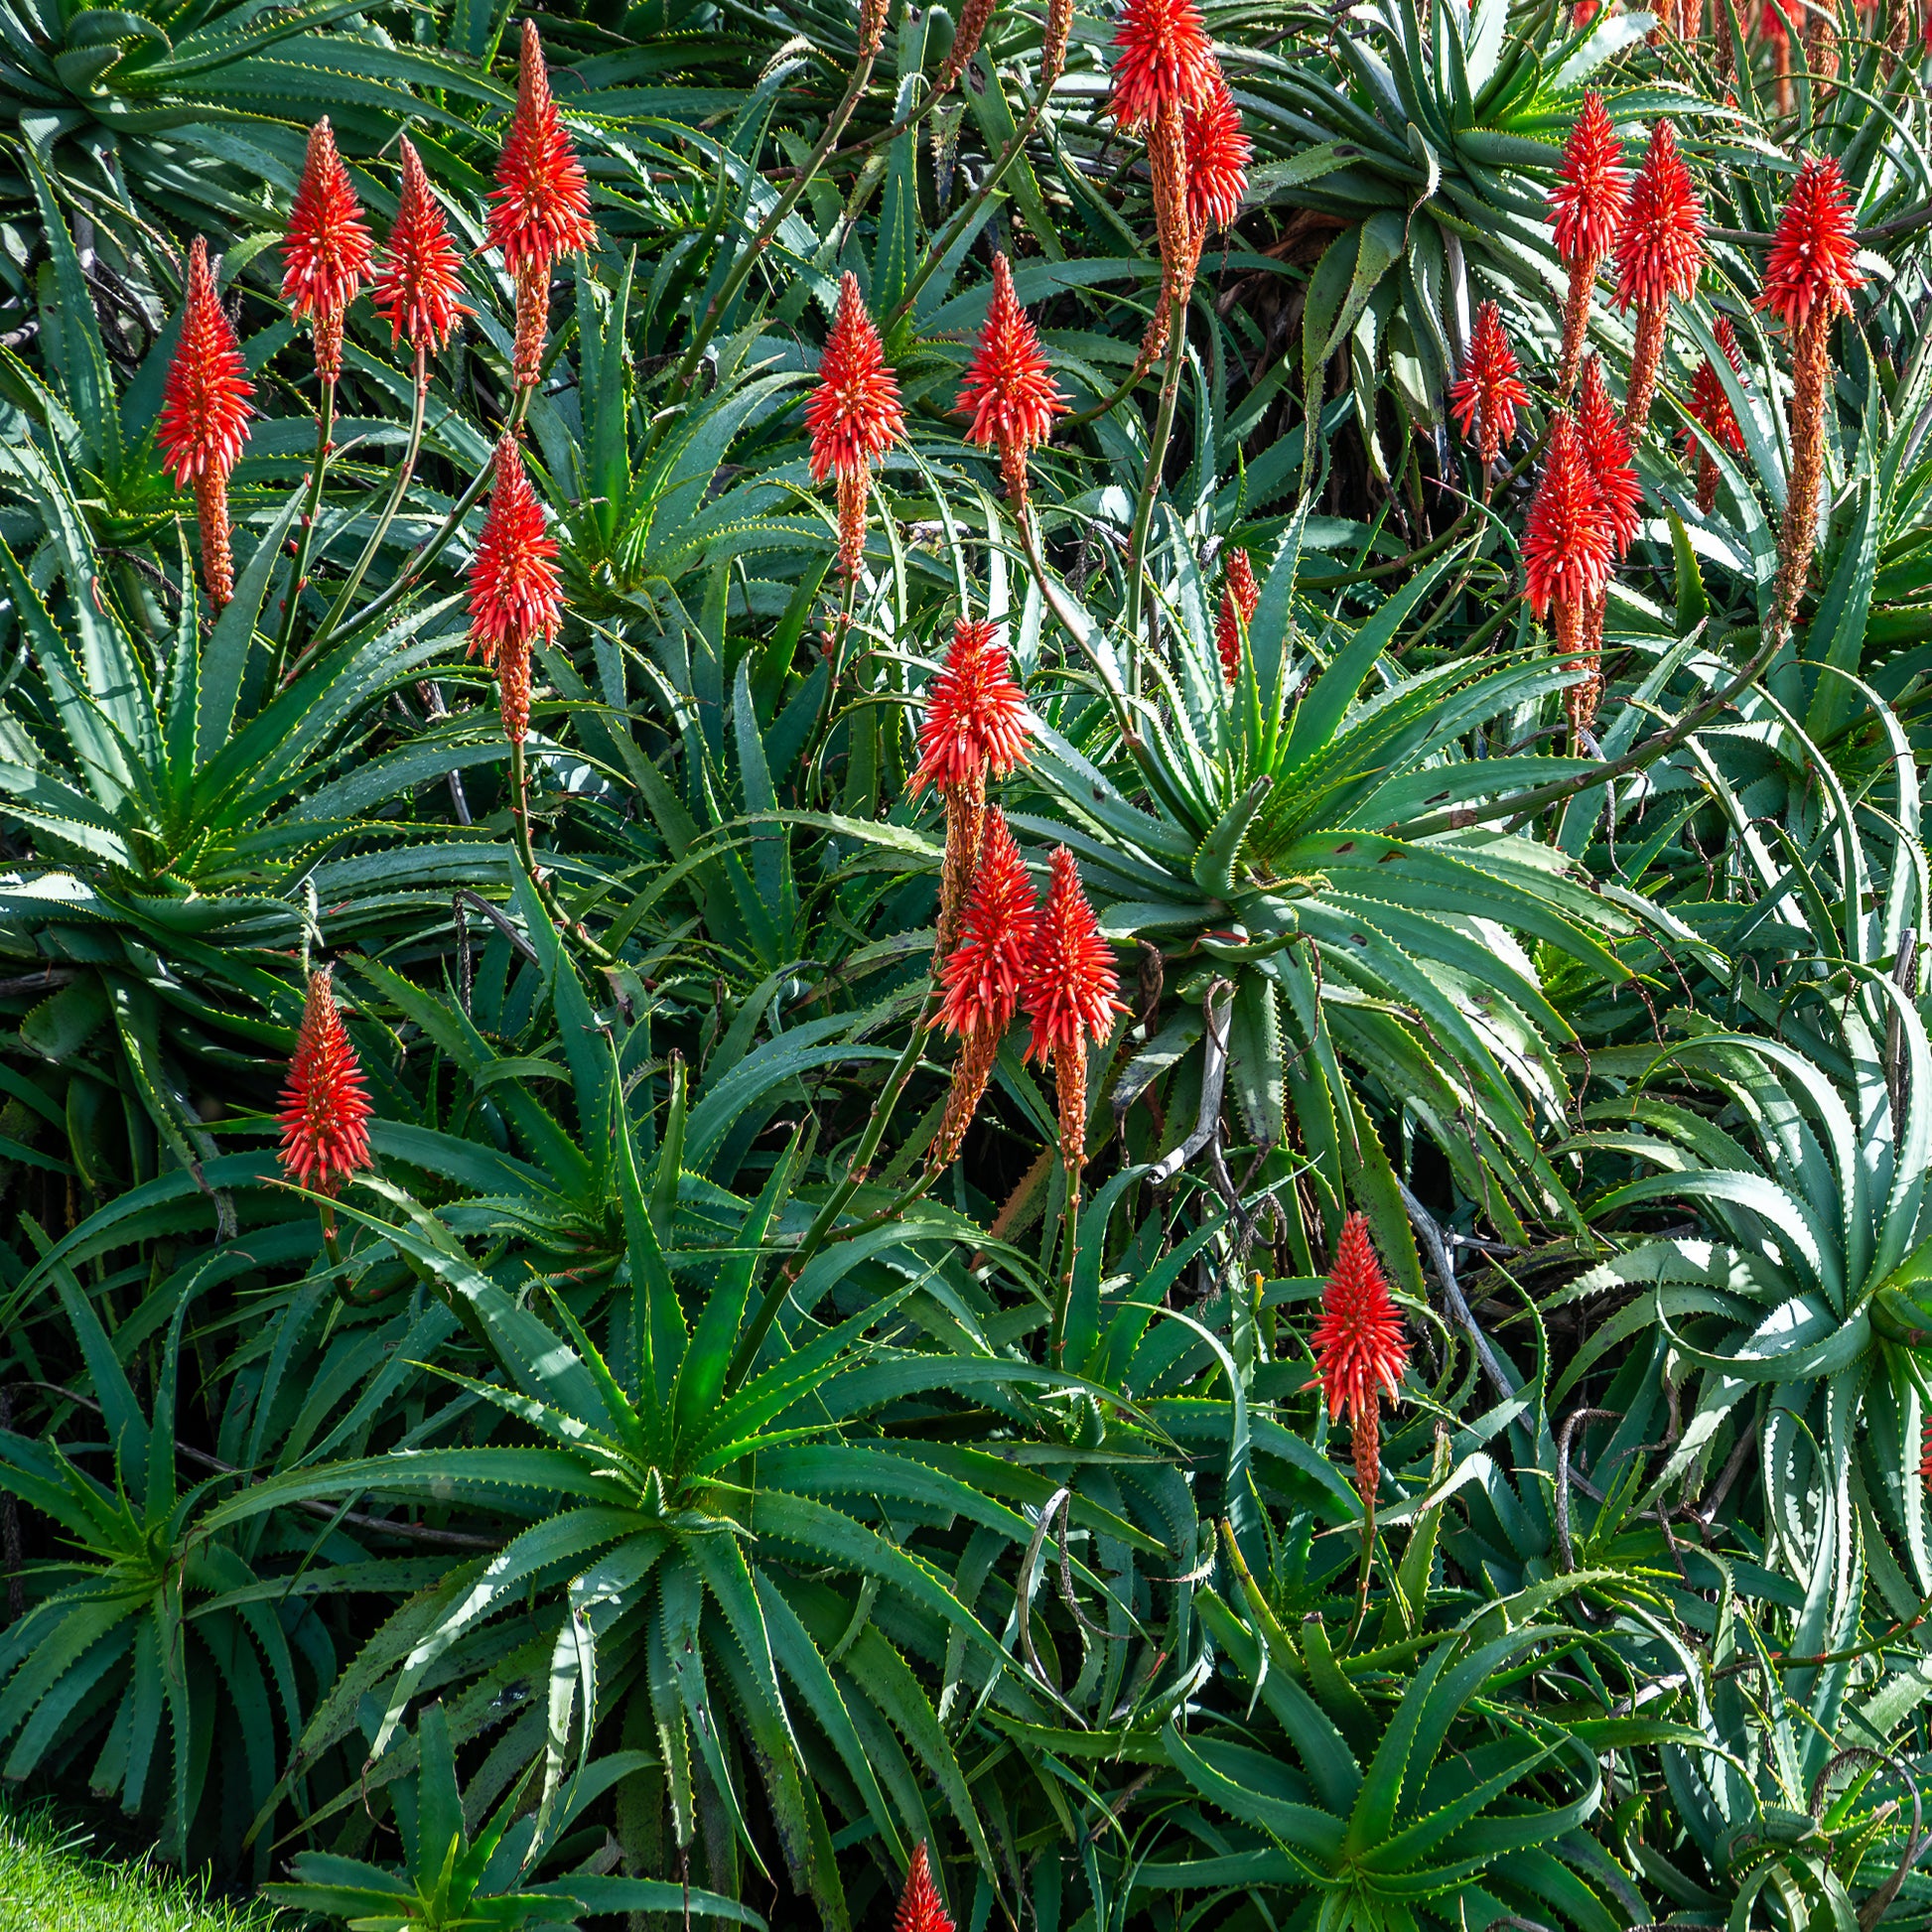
<box><xmin>1311</xmin><ymin>1211</ymin><xmax>1409</xmax><ymax>1533</ymax></box>
<box><xmin>282</xmin><ymin>118</ymin><xmax>374</xmax><ymax>384</ymax></box>
<box><xmin>806</xmin><ymin>272</ymin><xmax>904</xmax><ymax>580</ymax></box>
<box><xmin>373</xmin><ymin>136</ymin><xmax>472</xmax><ymax>356</ymax></box>
<box><xmin>1612</xmin><ymin>120</ymin><xmax>1706</xmax><ymax>435</ymax></box>
<box><xmin>956</xmin><ymin>253</ymin><xmax>1066</xmax><ymax>510</ymax></box>
<box><xmin>158</xmin><ymin>237</ymin><xmax>254</xmax><ymax>611</ymax></box>
<box><xmin>1215</xmin><ymin>546</ymin><xmax>1259</xmax><ymax>685</ymax></box>
<box><xmin>279</xmin><ymin>968</ymin><xmax>374</xmax><ymax>1196</ymax></box>
<box><xmin>930</xmin><ymin>809</ymin><xmax>1039</xmax><ymax>1167</ymax></box>
<box><xmin>1448</xmin><ymin>300</ymin><xmax>1527</xmax><ymax>471</ymax></box>
<box><xmin>489</xmin><ymin>22</ymin><xmax>597</xmax><ymax>386</ymax></box>
<box><xmin>1759</xmin><ymin>156</ymin><xmax>1863</xmax><ymax>638</ymax></box>
<box><xmin>1107</xmin><ymin>0</ymin><xmax>1216</xmax><ymax>127</ymax></box>
<box><xmin>469</xmin><ymin>436</ymin><xmax>564</xmax><ymax>745</ymax></box>
<box><xmin>1548</xmin><ymin>91</ymin><xmax>1629</xmax><ymax>389</ymax></box>
<box><xmin>1182</xmin><ymin>68</ymin><xmax>1251</xmax><ymax>233</ymax></box>
<box><xmin>895</xmin><ymin>1846</ymin><xmax>955</xmax><ymax>1932</ymax></box>
<box><xmin>1023</xmin><ymin>847</ymin><xmax>1124</xmax><ymax>1179</ymax></box>
<box><xmin>1576</xmin><ymin>355</ymin><xmax>1641</xmax><ymax>559</ymax></box>
<box><xmin>1524</xmin><ymin>410</ymin><xmax>1615</xmax><ymax>700</ymax></box>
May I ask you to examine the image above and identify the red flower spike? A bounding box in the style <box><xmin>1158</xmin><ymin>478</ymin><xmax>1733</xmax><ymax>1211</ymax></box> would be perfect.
<box><xmin>159</xmin><ymin>237</ymin><xmax>253</xmax><ymax>489</ymax></box>
<box><xmin>1311</xmin><ymin>1211</ymin><xmax>1408</xmax><ymax>1524</ymax></box>
<box><xmin>1756</xmin><ymin>154</ymin><xmax>1863</xmax><ymax>338</ymax></box>
<box><xmin>488</xmin><ymin>21</ymin><xmax>597</xmax><ymax>277</ymax></box>
<box><xmin>956</xmin><ymin>253</ymin><xmax>1066</xmax><ymax>508</ymax></box>
<box><xmin>373</xmin><ymin>137</ymin><xmax>472</xmax><ymax>355</ymax></box>
<box><xmin>470</xmin><ymin>435</ymin><xmax>564</xmax><ymax>702</ymax></box>
<box><xmin>1448</xmin><ymin>300</ymin><xmax>1527</xmax><ymax>470</ymax></box>
<box><xmin>1023</xmin><ymin>847</ymin><xmax>1124</xmax><ymax>1176</ymax></box>
<box><xmin>1107</xmin><ymin>0</ymin><xmax>1215</xmax><ymax>128</ymax></box>
<box><xmin>937</xmin><ymin>807</ymin><xmax>1038</xmax><ymax>1043</ymax></box>
<box><xmin>908</xmin><ymin>619</ymin><xmax>1033</xmax><ymax>798</ymax></box>
<box><xmin>1612</xmin><ymin>120</ymin><xmax>1706</xmax><ymax>315</ymax></box>
<box><xmin>1182</xmin><ymin>68</ymin><xmax>1251</xmax><ymax>233</ymax></box>
<box><xmin>808</xmin><ymin>273</ymin><xmax>903</xmax><ymax>580</ymax></box>
<box><xmin>895</xmin><ymin>1846</ymin><xmax>955</xmax><ymax>1932</ymax></box>
<box><xmin>279</xmin><ymin>968</ymin><xmax>373</xmax><ymax>1197</ymax></box>
<box><xmin>1311</xmin><ymin>1212</ymin><xmax>1409</xmax><ymax>1426</ymax></box>
<box><xmin>1549</xmin><ymin>92</ymin><xmax>1630</xmax><ymax>270</ymax></box>
<box><xmin>282</xmin><ymin>118</ymin><xmax>373</xmax><ymax>382</ymax></box>
<box><xmin>1577</xmin><ymin>355</ymin><xmax>1641</xmax><ymax>558</ymax></box>
<box><xmin>159</xmin><ymin>237</ymin><xmax>253</xmax><ymax>612</ymax></box>
<box><xmin>1524</xmin><ymin>412</ymin><xmax>1614</xmax><ymax>622</ymax></box>
<box><xmin>1215</xmin><ymin>547</ymin><xmax>1258</xmax><ymax>685</ymax></box>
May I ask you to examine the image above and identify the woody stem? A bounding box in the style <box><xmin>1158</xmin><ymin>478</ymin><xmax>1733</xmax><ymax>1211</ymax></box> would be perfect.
<box><xmin>274</xmin><ymin>375</ymin><xmax>336</xmax><ymax>678</ymax></box>
<box><xmin>1050</xmin><ymin>1178</ymin><xmax>1080</xmax><ymax>1364</ymax></box>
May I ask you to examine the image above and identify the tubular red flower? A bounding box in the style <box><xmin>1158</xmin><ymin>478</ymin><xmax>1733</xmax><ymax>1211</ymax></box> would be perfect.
<box><xmin>279</xmin><ymin>968</ymin><xmax>373</xmax><ymax>1197</ymax></box>
<box><xmin>1107</xmin><ymin>0</ymin><xmax>1215</xmax><ymax>127</ymax></box>
<box><xmin>1549</xmin><ymin>91</ymin><xmax>1630</xmax><ymax>270</ymax></box>
<box><xmin>937</xmin><ymin>808</ymin><xmax>1038</xmax><ymax>1042</ymax></box>
<box><xmin>1524</xmin><ymin>413</ymin><xmax>1614</xmax><ymax>621</ymax></box>
<box><xmin>1756</xmin><ymin>154</ymin><xmax>1863</xmax><ymax>337</ymax></box>
<box><xmin>488</xmin><ymin>21</ymin><xmax>597</xmax><ymax>276</ymax></box>
<box><xmin>956</xmin><ymin>252</ymin><xmax>1066</xmax><ymax>506</ymax></box>
<box><xmin>1311</xmin><ymin>1211</ymin><xmax>1408</xmax><ymax>1425</ymax></box>
<box><xmin>1024</xmin><ymin>847</ymin><xmax>1123</xmax><ymax>1175</ymax></box>
<box><xmin>282</xmin><ymin>118</ymin><xmax>373</xmax><ymax>381</ymax></box>
<box><xmin>373</xmin><ymin>136</ymin><xmax>472</xmax><ymax>354</ymax></box>
<box><xmin>895</xmin><ymin>1846</ymin><xmax>955</xmax><ymax>1932</ymax></box>
<box><xmin>808</xmin><ymin>273</ymin><xmax>903</xmax><ymax>579</ymax></box>
<box><xmin>1685</xmin><ymin>318</ymin><xmax>1747</xmax><ymax>514</ymax></box>
<box><xmin>1182</xmin><ymin>67</ymin><xmax>1251</xmax><ymax>232</ymax></box>
<box><xmin>908</xmin><ymin>619</ymin><xmax>1033</xmax><ymax>797</ymax></box>
<box><xmin>1215</xmin><ymin>546</ymin><xmax>1258</xmax><ymax>685</ymax></box>
<box><xmin>1612</xmin><ymin>120</ymin><xmax>1706</xmax><ymax>315</ymax></box>
<box><xmin>1449</xmin><ymin>300</ymin><xmax>1527</xmax><ymax>470</ymax></box>
<box><xmin>159</xmin><ymin>238</ymin><xmax>253</xmax><ymax>488</ymax></box>
<box><xmin>470</xmin><ymin>436</ymin><xmax>564</xmax><ymax>675</ymax></box>
<box><xmin>1576</xmin><ymin>355</ymin><xmax>1641</xmax><ymax>557</ymax></box>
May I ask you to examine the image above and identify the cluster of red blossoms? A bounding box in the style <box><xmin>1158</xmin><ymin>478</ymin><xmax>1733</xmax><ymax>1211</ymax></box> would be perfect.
<box><xmin>279</xmin><ymin>969</ymin><xmax>374</xmax><ymax>1197</ymax></box>
<box><xmin>159</xmin><ymin>20</ymin><xmax>584</xmax><ymax>687</ymax></box>
<box><xmin>1311</xmin><ymin>1212</ymin><xmax>1410</xmax><ymax>1525</ymax></box>
<box><xmin>914</xmin><ymin>621</ymin><xmax>1122</xmax><ymax>1179</ymax></box>
<box><xmin>1449</xmin><ymin>300</ymin><xmax>1527</xmax><ymax>472</ymax></box>
<box><xmin>1215</xmin><ymin>547</ymin><xmax>1259</xmax><ymax>685</ymax></box>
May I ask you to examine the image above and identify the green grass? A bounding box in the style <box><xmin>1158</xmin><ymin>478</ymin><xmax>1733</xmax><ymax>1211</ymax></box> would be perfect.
<box><xmin>0</xmin><ymin>1808</ymin><xmax>281</xmax><ymax>1932</ymax></box>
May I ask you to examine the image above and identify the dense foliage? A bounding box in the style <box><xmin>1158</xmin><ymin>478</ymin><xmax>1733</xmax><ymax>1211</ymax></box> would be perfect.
<box><xmin>1</xmin><ymin>0</ymin><xmax>1931</xmax><ymax>1925</ymax></box>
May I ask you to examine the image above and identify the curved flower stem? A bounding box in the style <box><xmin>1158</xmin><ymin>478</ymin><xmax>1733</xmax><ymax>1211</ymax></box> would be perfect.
<box><xmin>671</xmin><ymin>51</ymin><xmax>879</xmax><ymax>399</ymax></box>
<box><xmin>887</xmin><ymin>67</ymin><xmax>1056</xmax><ymax>334</ymax></box>
<box><xmin>1049</xmin><ymin>1174</ymin><xmax>1080</xmax><ymax>1363</ymax></box>
<box><xmin>1122</xmin><ymin>318</ymin><xmax>1186</xmax><ymax>654</ymax></box>
<box><xmin>759</xmin><ymin>986</ymin><xmax>941</xmax><ymax>1322</ymax></box>
<box><xmin>340</xmin><ymin>383</ymin><xmax>532</xmax><ymax>640</ymax></box>
<box><xmin>292</xmin><ymin>347</ymin><xmax>430</xmax><ymax>682</ymax></box>
<box><xmin>274</xmin><ymin>377</ymin><xmax>337</xmax><ymax>679</ymax></box>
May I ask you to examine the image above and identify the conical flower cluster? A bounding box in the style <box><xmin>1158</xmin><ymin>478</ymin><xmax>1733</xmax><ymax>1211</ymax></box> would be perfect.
<box><xmin>1448</xmin><ymin>300</ymin><xmax>1526</xmax><ymax>471</ymax></box>
<box><xmin>1023</xmin><ymin>847</ymin><xmax>1123</xmax><ymax>1181</ymax></box>
<box><xmin>1524</xmin><ymin>412</ymin><xmax>1614</xmax><ymax>700</ymax></box>
<box><xmin>1613</xmin><ymin>120</ymin><xmax>1706</xmax><ymax>436</ymax></box>
<box><xmin>895</xmin><ymin>1846</ymin><xmax>955</xmax><ymax>1932</ymax></box>
<box><xmin>910</xmin><ymin>619</ymin><xmax>1032</xmax><ymax>954</ymax></box>
<box><xmin>1106</xmin><ymin>0</ymin><xmax>1215</xmax><ymax>128</ymax></box>
<box><xmin>489</xmin><ymin>22</ymin><xmax>597</xmax><ymax>386</ymax></box>
<box><xmin>1760</xmin><ymin>155</ymin><xmax>1863</xmax><ymax>638</ymax></box>
<box><xmin>158</xmin><ymin>237</ymin><xmax>254</xmax><ymax>612</ymax></box>
<box><xmin>1548</xmin><ymin>91</ymin><xmax>1629</xmax><ymax>390</ymax></box>
<box><xmin>1572</xmin><ymin>356</ymin><xmax>1639</xmax><ymax>734</ymax></box>
<box><xmin>279</xmin><ymin>968</ymin><xmax>374</xmax><ymax>1196</ymax></box>
<box><xmin>956</xmin><ymin>253</ymin><xmax>1066</xmax><ymax>511</ymax></box>
<box><xmin>931</xmin><ymin>809</ymin><xmax>1038</xmax><ymax>1167</ymax></box>
<box><xmin>1685</xmin><ymin>315</ymin><xmax>1746</xmax><ymax>515</ymax></box>
<box><xmin>373</xmin><ymin>136</ymin><xmax>472</xmax><ymax>356</ymax></box>
<box><xmin>807</xmin><ymin>273</ymin><xmax>904</xmax><ymax>580</ymax></box>
<box><xmin>1182</xmin><ymin>69</ymin><xmax>1251</xmax><ymax>234</ymax></box>
<box><xmin>281</xmin><ymin>118</ymin><xmax>373</xmax><ymax>384</ymax></box>
<box><xmin>1215</xmin><ymin>546</ymin><xmax>1258</xmax><ymax>685</ymax></box>
<box><xmin>469</xmin><ymin>436</ymin><xmax>564</xmax><ymax>745</ymax></box>
<box><xmin>1311</xmin><ymin>1211</ymin><xmax>1408</xmax><ymax>1521</ymax></box>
